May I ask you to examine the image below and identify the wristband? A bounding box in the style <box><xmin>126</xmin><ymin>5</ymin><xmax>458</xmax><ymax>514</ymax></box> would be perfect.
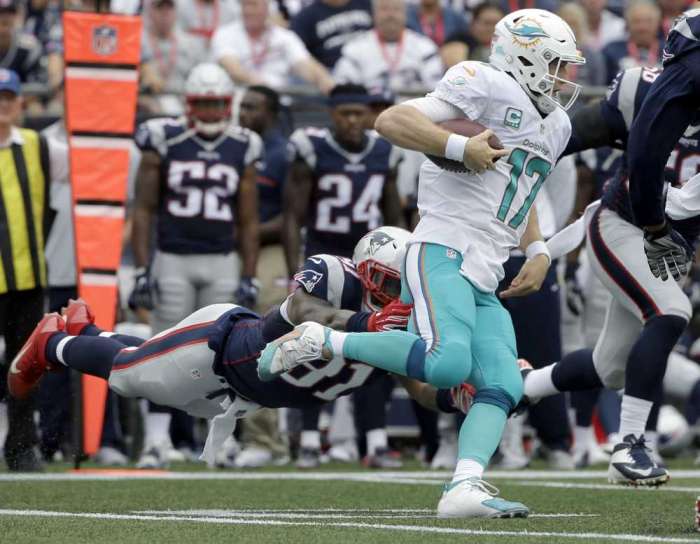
<box><xmin>346</xmin><ymin>311</ymin><xmax>371</xmax><ymax>332</ymax></box>
<box><xmin>445</xmin><ymin>133</ymin><xmax>469</xmax><ymax>162</ymax></box>
<box><xmin>436</xmin><ymin>388</ymin><xmax>459</xmax><ymax>413</ymax></box>
<box><xmin>134</xmin><ymin>266</ymin><xmax>147</xmax><ymax>277</ymax></box>
<box><xmin>525</xmin><ymin>240</ymin><xmax>551</xmax><ymax>264</ymax></box>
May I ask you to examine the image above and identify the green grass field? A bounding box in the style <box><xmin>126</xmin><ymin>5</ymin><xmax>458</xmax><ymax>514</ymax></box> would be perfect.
<box><xmin>2</xmin><ymin>462</ymin><xmax>700</xmax><ymax>543</ymax></box>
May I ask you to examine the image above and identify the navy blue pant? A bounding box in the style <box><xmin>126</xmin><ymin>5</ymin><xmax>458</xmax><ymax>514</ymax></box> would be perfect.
<box><xmin>499</xmin><ymin>256</ymin><xmax>571</xmax><ymax>451</ymax></box>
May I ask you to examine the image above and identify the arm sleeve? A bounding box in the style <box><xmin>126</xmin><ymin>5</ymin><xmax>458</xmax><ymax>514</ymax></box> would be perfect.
<box><xmin>401</xmin><ymin>96</ymin><xmax>466</xmax><ymax>123</ymax></box>
<box><xmin>628</xmin><ymin>60</ymin><xmax>700</xmax><ymax>226</ymax></box>
<box><xmin>427</xmin><ymin>62</ymin><xmax>490</xmax><ymax>120</ymax></box>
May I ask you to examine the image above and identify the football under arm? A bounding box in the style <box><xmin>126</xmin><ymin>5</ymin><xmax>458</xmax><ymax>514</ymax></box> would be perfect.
<box><xmin>286</xmin><ymin>289</ymin><xmax>356</xmax><ymax>330</ymax></box>
<box><xmin>374</xmin><ymin>98</ymin><xmax>464</xmax><ymax>156</ymax></box>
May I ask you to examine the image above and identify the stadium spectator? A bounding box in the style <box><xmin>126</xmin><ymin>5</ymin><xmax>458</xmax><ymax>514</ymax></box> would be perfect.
<box><xmin>0</xmin><ymin>69</ymin><xmax>67</xmax><ymax>471</ymax></box>
<box><xmin>580</xmin><ymin>0</ymin><xmax>626</xmax><ymax>53</ymax></box>
<box><xmin>290</xmin><ymin>0</ymin><xmax>373</xmax><ymax>70</ymax></box>
<box><xmin>213</xmin><ymin>0</ymin><xmax>334</xmax><ymax>92</ymax></box>
<box><xmin>0</xmin><ymin>0</ymin><xmax>42</xmax><ymax>83</ymax></box>
<box><xmin>602</xmin><ymin>0</ymin><xmax>663</xmax><ymax>84</ymax></box>
<box><xmin>175</xmin><ymin>0</ymin><xmax>241</xmax><ymax>46</ymax></box>
<box><xmin>558</xmin><ymin>2</ymin><xmax>606</xmax><ymax>87</ymax></box>
<box><xmin>333</xmin><ymin>0</ymin><xmax>443</xmax><ymax>92</ymax></box>
<box><xmin>440</xmin><ymin>1</ymin><xmax>503</xmax><ymax>67</ymax></box>
<box><xmin>406</xmin><ymin>0</ymin><xmax>469</xmax><ymax>48</ymax></box>
<box><xmin>22</xmin><ymin>0</ymin><xmax>62</xmax><ymax>54</ymax></box>
<box><xmin>140</xmin><ymin>0</ymin><xmax>208</xmax><ymax>114</ymax></box>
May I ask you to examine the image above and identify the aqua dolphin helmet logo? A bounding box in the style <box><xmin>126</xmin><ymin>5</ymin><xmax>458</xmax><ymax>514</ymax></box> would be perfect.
<box><xmin>506</xmin><ymin>18</ymin><xmax>550</xmax><ymax>48</ymax></box>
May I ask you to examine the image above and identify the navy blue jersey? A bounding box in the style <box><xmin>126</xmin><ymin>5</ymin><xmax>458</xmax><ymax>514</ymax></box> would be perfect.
<box><xmin>576</xmin><ymin>147</ymin><xmax>624</xmax><ymax>200</ymax></box>
<box><xmin>135</xmin><ymin>117</ymin><xmax>263</xmax><ymax>254</ymax></box>
<box><xmin>627</xmin><ymin>9</ymin><xmax>700</xmax><ymax>227</ymax></box>
<box><xmin>597</xmin><ymin>66</ymin><xmax>700</xmax><ymax>245</ymax></box>
<box><xmin>290</xmin><ymin>0</ymin><xmax>372</xmax><ymax>68</ymax></box>
<box><xmin>257</xmin><ymin>131</ymin><xmax>289</xmax><ymax>224</ymax></box>
<box><xmin>210</xmin><ymin>254</ymin><xmax>381</xmax><ymax>408</ymax></box>
<box><xmin>293</xmin><ymin>253</ymin><xmax>364</xmax><ymax>310</ymax></box>
<box><xmin>289</xmin><ymin>127</ymin><xmax>401</xmax><ymax>259</ymax></box>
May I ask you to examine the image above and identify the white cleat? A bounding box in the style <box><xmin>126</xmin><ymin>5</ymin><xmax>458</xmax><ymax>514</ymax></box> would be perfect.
<box><xmin>234</xmin><ymin>447</ymin><xmax>273</xmax><ymax>468</ymax></box>
<box><xmin>258</xmin><ymin>322</ymin><xmax>329</xmax><ymax>381</ymax></box>
<box><xmin>437</xmin><ymin>477</ymin><xmax>529</xmax><ymax>519</ymax></box>
<box><xmin>607</xmin><ymin>434</ymin><xmax>669</xmax><ymax>486</ymax></box>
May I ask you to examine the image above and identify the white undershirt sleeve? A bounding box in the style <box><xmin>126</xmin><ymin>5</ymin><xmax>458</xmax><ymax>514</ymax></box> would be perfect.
<box><xmin>402</xmin><ymin>96</ymin><xmax>466</xmax><ymax>124</ymax></box>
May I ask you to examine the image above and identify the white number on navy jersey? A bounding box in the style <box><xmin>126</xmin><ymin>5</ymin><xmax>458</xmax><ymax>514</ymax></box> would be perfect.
<box><xmin>279</xmin><ymin>355</ymin><xmax>374</xmax><ymax>401</ymax></box>
<box><xmin>667</xmin><ymin>150</ymin><xmax>700</xmax><ymax>183</ymax></box>
<box><xmin>315</xmin><ymin>174</ymin><xmax>384</xmax><ymax>233</ymax></box>
<box><xmin>167</xmin><ymin>160</ymin><xmax>240</xmax><ymax>221</ymax></box>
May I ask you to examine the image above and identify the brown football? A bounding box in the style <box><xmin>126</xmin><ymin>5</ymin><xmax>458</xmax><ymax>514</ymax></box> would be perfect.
<box><xmin>426</xmin><ymin>119</ymin><xmax>504</xmax><ymax>173</ymax></box>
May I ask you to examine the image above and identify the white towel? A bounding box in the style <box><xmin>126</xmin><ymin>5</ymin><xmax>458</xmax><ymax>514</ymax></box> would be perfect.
<box><xmin>200</xmin><ymin>394</ymin><xmax>261</xmax><ymax>468</ymax></box>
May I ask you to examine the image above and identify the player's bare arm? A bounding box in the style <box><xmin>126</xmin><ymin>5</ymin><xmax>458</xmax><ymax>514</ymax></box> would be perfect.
<box><xmin>500</xmin><ymin>207</ymin><xmax>550</xmax><ymax>299</ymax></box>
<box><xmin>237</xmin><ymin>163</ymin><xmax>261</xmax><ymax>278</ymax></box>
<box><xmin>375</xmin><ymin>103</ymin><xmax>507</xmax><ymax>172</ymax></box>
<box><xmin>282</xmin><ymin>160</ymin><xmax>313</xmax><ymax>279</ymax></box>
<box><xmin>286</xmin><ymin>289</ymin><xmax>356</xmax><ymax>331</ymax></box>
<box><xmin>131</xmin><ymin>150</ymin><xmax>161</xmax><ymax>268</ymax></box>
<box><xmin>380</xmin><ymin>170</ymin><xmax>404</xmax><ymax>228</ymax></box>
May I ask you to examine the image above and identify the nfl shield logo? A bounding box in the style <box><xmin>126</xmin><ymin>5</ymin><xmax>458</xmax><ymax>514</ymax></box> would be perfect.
<box><xmin>92</xmin><ymin>25</ymin><xmax>118</xmax><ymax>56</ymax></box>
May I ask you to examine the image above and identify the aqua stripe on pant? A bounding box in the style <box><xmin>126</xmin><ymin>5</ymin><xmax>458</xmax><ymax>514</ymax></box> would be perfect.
<box><xmin>340</xmin><ymin>242</ymin><xmax>523</xmax><ymax>466</ymax></box>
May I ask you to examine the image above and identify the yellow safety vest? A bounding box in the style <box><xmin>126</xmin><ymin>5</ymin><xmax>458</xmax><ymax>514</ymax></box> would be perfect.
<box><xmin>0</xmin><ymin>128</ymin><xmax>49</xmax><ymax>294</ymax></box>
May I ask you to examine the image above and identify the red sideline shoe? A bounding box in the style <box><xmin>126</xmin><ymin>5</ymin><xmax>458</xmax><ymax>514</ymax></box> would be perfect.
<box><xmin>63</xmin><ymin>298</ymin><xmax>95</xmax><ymax>336</ymax></box>
<box><xmin>8</xmin><ymin>313</ymin><xmax>65</xmax><ymax>399</ymax></box>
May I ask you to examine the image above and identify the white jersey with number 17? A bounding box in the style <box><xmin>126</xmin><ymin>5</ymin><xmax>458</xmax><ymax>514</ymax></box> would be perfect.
<box><xmin>410</xmin><ymin>61</ymin><xmax>572</xmax><ymax>292</ymax></box>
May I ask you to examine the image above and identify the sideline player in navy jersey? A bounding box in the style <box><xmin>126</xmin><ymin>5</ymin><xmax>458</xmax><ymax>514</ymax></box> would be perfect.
<box><xmin>6</xmin><ymin>229</ymin><xmax>472</xmax><ymax>472</ymax></box>
<box><xmin>520</xmin><ymin>62</ymin><xmax>700</xmax><ymax>486</ymax></box>
<box><xmin>129</xmin><ymin>63</ymin><xmax>262</xmax><ymax>467</ymax></box>
<box><xmin>283</xmin><ymin>83</ymin><xmax>403</xmax><ymax>278</ymax></box>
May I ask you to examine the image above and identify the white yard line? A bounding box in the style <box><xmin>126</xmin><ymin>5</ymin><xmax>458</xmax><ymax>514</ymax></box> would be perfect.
<box><xmin>3</xmin><ymin>469</ymin><xmax>700</xmax><ymax>482</ymax></box>
<box><xmin>134</xmin><ymin>509</ymin><xmax>599</xmax><ymax>520</ymax></box>
<box><xmin>0</xmin><ymin>509</ymin><xmax>690</xmax><ymax>543</ymax></box>
<box><xmin>514</xmin><ymin>481</ymin><xmax>700</xmax><ymax>493</ymax></box>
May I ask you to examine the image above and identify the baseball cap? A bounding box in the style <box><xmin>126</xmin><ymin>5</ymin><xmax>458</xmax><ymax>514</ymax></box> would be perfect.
<box><xmin>0</xmin><ymin>0</ymin><xmax>18</xmax><ymax>13</ymax></box>
<box><xmin>0</xmin><ymin>69</ymin><xmax>21</xmax><ymax>95</ymax></box>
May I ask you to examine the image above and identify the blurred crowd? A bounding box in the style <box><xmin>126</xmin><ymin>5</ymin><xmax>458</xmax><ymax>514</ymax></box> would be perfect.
<box><xmin>1</xmin><ymin>0</ymin><xmax>700</xmax><ymax>472</ymax></box>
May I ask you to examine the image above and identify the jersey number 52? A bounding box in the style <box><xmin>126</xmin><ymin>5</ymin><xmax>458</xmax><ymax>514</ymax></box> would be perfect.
<box><xmin>168</xmin><ymin>160</ymin><xmax>240</xmax><ymax>221</ymax></box>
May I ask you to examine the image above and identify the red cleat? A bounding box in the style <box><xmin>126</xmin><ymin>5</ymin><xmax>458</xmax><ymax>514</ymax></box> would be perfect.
<box><xmin>8</xmin><ymin>313</ymin><xmax>65</xmax><ymax>399</ymax></box>
<box><xmin>63</xmin><ymin>298</ymin><xmax>95</xmax><ymax>336</ymax></box>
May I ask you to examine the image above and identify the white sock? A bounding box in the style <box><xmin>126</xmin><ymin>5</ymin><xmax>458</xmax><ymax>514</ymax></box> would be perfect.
<box><xmin>143</xmin><ymin>412</ymin><xmax>172</xmax><ymax>450</ymax></box>
<box><xmin>573</xmin><ymin>425</ymin><xmax>594</xmax><ymax>455</ymax></box>
<box><xmin>618</xmin><ymin>395</ymin><xmax>653</xmax><ymax>439</ymax></box>
<box><xmin>327</xmin><ymin>330</ymin><xmax>347</xmax><ymax>357</ymax></box>
<box><xmin>300</xmin><ymin>430</ymin><xmax>321</xmax><ymax>450</ymax></box>
<box><xmin>366</xmin><ymin>428</ymin><xmax>388</xmax><ymax>456</ymax></box>
<box><xmin>55</xmin><ymin>336</ymin><xmax>75</xmax><ymax>366</ymax></box>
<box><xmin>452</xmin><ymin>458</ymin><xmax>484</xmax><ymax>484</ymax></box>
<box><xmin>524</xmin><ymin>364</ymin><xmax>558</xmax><ymax>398</ymax></box>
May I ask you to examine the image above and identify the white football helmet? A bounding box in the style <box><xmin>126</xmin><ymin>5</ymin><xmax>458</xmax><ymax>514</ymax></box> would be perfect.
<box><xmin>184</xmin><ymin>63</ymin><xmax>235</xmax><ymax>136</ymax></box>
<box><xmin>490</xmin><ymin>9</ymin><xmax>585</xmax><ymax>114</ymax></box>
<box><xmin>353</xmin><ymin>226</ymin><xmax>411</xmax><ymax>311</ymax></box>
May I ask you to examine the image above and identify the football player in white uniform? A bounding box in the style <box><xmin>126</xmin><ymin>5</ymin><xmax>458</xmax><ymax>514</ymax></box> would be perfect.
<box><xmin>260</xmin><ymin>9</ymin><xmax>585</xmax><ymax>518</ymax></box>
